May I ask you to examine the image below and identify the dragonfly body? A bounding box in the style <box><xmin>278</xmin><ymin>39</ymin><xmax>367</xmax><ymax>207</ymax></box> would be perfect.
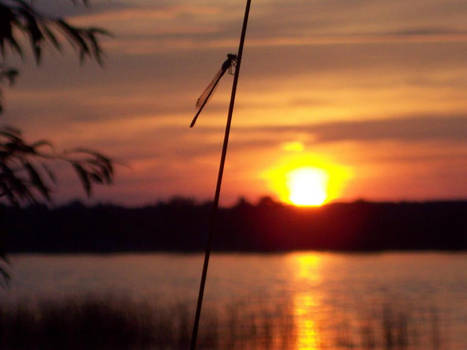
<box><xmin>190</xmin><ymin>54</ymin><xmax>238</xmax><ymax>128</ymax></box>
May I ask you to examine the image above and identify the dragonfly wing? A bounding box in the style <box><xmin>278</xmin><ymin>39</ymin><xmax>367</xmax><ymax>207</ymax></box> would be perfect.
<box><xmin>196</xmin><ymin>67</ymin><xmax>224</xmax><ymax>108</ymax></box>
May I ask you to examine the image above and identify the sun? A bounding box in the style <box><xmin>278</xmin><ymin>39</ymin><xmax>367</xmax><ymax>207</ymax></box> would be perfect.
<box><xmin>287</xmin><ymin>167</ymin><xmax>328</xmax><ymax>206</ymax></box>
<box><xmin>261</xmin><ymin>153</ymin><xmax>352</xmax><ymax>206</ymax></box>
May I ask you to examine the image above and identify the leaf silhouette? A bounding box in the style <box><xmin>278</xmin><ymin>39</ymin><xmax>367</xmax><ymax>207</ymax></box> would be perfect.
<box><xmin>71</xmin><ymin>162</ymin><xmax>91</xmax><ymax>196</ymax></box>
<box><xmin>0</xmin><ymin>0</ymin><xmax>114</xmax><ymax>286</ymax></box>
<box><xmin>0</xmin><ymin>126</ymin><xmax>115</xmax><ymax>204</ymax></box>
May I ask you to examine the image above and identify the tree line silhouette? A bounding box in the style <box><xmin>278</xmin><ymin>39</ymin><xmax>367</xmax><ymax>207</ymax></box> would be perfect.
<box><xmin>1</xmin><ymin>197</ymin><xmax>465</xmax><ymax>253</ymax></box>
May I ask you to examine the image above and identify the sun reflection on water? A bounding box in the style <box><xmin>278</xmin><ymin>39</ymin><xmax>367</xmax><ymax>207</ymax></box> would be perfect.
<box><xmin>292</xmin><ymin>253</ymin><xmax>323</xmax><ymax>350</ymax></box>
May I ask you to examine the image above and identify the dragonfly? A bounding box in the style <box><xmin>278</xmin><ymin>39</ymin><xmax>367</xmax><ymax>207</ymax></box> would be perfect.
<box><xmin>190</xmin><ymin>53</ymin><xmax>238</xmax><ymax>128</ymax></box>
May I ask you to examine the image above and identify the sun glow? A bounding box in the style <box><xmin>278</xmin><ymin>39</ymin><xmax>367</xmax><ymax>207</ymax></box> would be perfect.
<box><xmin>287</xmin><ymin>168</ymin><xmax>328</xmax><ymax>206</ymax></box>
<box><xmin>262</xmin><ymin>153</ymin><xmax>352</xmax><ymax>206</ymax></box>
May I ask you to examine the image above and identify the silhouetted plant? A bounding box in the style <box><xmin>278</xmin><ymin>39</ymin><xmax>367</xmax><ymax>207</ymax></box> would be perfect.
<box><xmin>0</xmin><ymin>0</ymin><xmax>108</xmax><ymax>64</ymax></box>
<box><xmin>0</xmin><ymin>0</ymin><xmax>113</xmax><ymax>283</ymax></box>
<box><xmin>0</xmin><ymin>127</ymin><xmax>113</xmax><ymax>205</ymax></box>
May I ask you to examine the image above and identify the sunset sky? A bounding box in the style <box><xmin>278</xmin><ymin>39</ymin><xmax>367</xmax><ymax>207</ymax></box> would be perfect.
<box><xmin>3</xmin><ymin>0</ymin><xmax>467</xmax><ymax>205</ymax></box>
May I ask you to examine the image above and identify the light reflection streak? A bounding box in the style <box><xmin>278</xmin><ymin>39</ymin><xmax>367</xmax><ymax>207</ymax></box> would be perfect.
<box><xmin>291</xmin><ymin>253</ymin><xmax>323</xmax><ymax>350</ymax></box>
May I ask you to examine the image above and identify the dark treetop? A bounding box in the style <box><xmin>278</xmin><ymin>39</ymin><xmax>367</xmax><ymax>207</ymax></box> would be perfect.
<box><xmin>2</xmin><ymin>198</ymin><xmax>466</xmax><ymax>253</ymax></box>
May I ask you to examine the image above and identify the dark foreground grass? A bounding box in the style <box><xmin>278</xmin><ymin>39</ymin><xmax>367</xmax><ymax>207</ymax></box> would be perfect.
<box><xmin>0</xmin><ymin>297</ymin><xmax>446</xmax><ymax>349</ymax></box>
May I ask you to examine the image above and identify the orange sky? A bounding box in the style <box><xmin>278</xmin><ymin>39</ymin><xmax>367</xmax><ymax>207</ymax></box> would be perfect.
<box><xmin>3</xmin><ymin>0</ymin><xmax>467</xmax><ymax>205</ymax></box>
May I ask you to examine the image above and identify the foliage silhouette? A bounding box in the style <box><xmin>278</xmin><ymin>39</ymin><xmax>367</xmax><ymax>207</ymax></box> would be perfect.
<box><xmin>0</xmin><ymin>127</ymin><xmax>113</xmax><ymax>205</ymax></box>
<box><xmin>0</xmin><ymin>0</ymin><xmax>113</xmax><ymax>283</ymax></box>
<box><xmin>3</xmin><ymin>199</ymin><xmax>465</xmax><ymax>253</ymax></box>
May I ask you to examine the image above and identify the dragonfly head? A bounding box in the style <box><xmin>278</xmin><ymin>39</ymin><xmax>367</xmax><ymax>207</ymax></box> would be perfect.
<box><xmin>225</xmin><ymin>54</ymin><xmax>238</xmax><ymax>74</ymax></box>
<box><xmin>227</xmin><ymin>53</ymin><xmax>237</xmax><ymax>62</ymax></box>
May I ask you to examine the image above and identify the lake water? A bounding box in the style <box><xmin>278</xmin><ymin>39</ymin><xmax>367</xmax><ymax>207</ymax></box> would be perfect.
<box><xmin>2</xmin><ymin>252</ymin><xmax>466</xmax><ymax>349</ymax></box>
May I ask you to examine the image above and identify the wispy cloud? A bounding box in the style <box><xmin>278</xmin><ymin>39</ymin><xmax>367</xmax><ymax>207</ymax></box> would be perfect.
<box><xmin>234</xmin><ymin>115</ymin><xmax>467</xmax><ymax>144</ymax></box>
<box><xmin>5</xmin><ymin>0</ymin><xmax>467</xmax><ymax>203</ymax></box>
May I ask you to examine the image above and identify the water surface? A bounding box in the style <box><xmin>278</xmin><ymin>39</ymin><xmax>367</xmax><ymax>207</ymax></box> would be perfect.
<box><xmin>2</xmin><ymin>252</ymin><xmax>466</xmax><ymax>349</ymax></box>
